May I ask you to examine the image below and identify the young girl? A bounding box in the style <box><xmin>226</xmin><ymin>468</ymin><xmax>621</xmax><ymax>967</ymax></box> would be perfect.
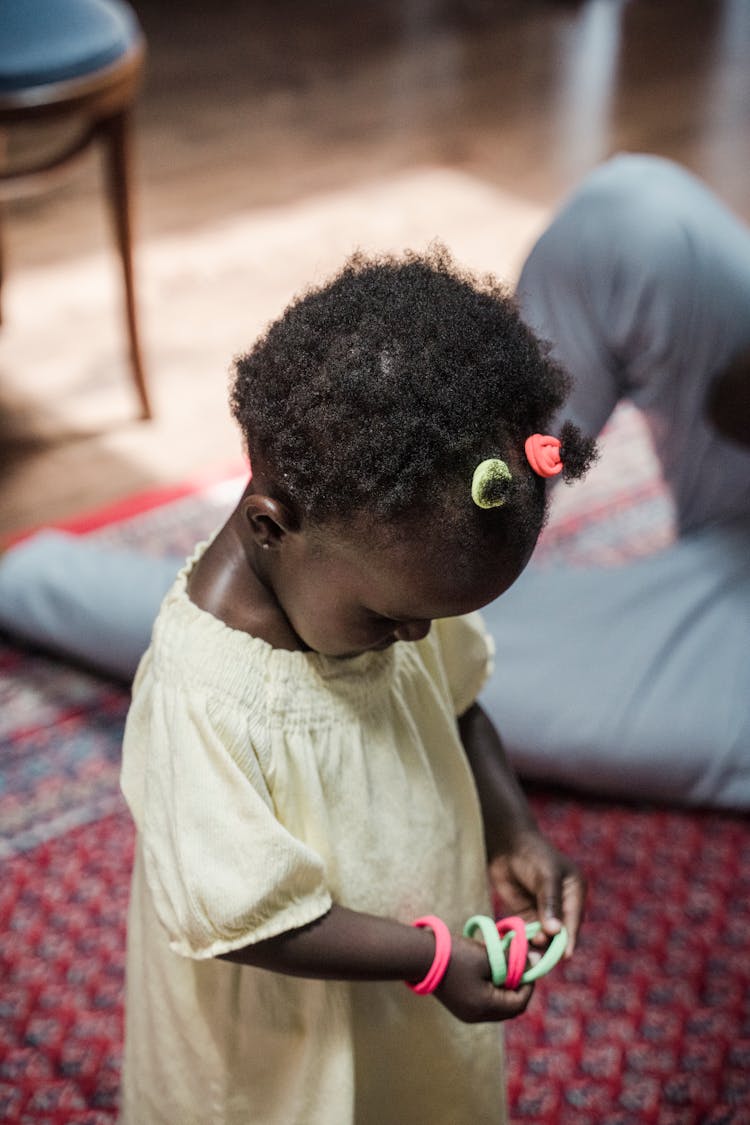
<box><xmin>119</xmin><ymin>247</ymin><xmax>595</xmax><ymax>1124</ymax></box>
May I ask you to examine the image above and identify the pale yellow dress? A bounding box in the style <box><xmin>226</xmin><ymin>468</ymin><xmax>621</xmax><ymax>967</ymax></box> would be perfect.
<box><xmin>119</xmin><ymin>545</ymin><xmax>507</xmax><ymax>1125</ymax></box>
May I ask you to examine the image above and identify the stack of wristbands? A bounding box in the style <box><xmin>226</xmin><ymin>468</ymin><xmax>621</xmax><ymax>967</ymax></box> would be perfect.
<box><xmin>407</xmin><ymin>914</ymin><xmax>568</xmax><ymax>995</ymax></box>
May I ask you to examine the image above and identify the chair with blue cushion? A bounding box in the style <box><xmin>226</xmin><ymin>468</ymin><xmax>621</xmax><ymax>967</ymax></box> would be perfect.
<box><xmin>0</xmin><ymin>0</ymin><xmax>151</xmax><ymax>420</ymax></box>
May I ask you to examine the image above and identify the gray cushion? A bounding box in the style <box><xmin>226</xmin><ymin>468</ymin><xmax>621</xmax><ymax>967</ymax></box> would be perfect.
<box><xmin>0</xmin><ymin>532</ymin><xmax>177</xmax><ymax>681</ymax></box>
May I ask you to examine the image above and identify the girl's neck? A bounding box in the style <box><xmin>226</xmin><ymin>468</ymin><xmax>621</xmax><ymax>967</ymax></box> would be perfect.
<box><xmin>186</xmin><ymin>513</ymin><xmax>302</xmax><ymax>651</ymax></box>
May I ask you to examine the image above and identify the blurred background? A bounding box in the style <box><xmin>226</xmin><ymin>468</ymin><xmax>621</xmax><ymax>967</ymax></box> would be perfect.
<box><xmin>1</xmin><ymin>0</ymin><xmax>749</xmax><ymax>542</ymax></box>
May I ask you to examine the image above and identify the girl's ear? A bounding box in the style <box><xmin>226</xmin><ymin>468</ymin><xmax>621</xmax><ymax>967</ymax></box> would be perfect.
<box><xmin>242</xmin><ymin>495</ymin><xmax>298</xmax><ymax>549</ymax></box>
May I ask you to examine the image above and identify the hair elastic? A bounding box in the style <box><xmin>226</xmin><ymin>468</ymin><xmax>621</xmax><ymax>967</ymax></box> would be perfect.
<box><xmin>495</xmin><ymin>916</ymin><xmax>530</xmax><ymax>990</ymax></box>
<box><xmin>407</xmin><ymin>915</ymin><xmax>452</xmax><ymax>995</ymax></box>
<box><xmin>471</xmin><ymin>458</ymin><xmax>513</xmax><ymax>509</ymax></box>
<box><xmin>525</xmin><ymin>434</ymin><xmax>563</xmax><ymax>478</ymax></box>
<box><xmin>462</xmin><ymin>914</ymin><xmax>568</xmax><ymax>988</ymax></box>
<box><xmin>515</xmin><ymin>921</ymin><xmax>568</xmax><ymax>982</ymax></box>
<box><xmin>463</xmin><ymin>915</ymin><xmax>513</xmax><ymax>986</ymax></box>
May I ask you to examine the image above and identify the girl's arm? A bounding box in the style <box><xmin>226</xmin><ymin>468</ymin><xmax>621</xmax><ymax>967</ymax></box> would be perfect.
<box><xmin>458</xmin><ymin>701</ymin><xmax>586</xmax><ymax>954</ymax></box>
<box><xmin>219</xmin><ymin>903</ymin><xmax>534</xmax><ymax>1024</ymax></box>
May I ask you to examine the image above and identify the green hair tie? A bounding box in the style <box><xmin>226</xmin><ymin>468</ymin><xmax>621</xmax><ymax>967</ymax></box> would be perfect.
<box><xmin>471</xmin><ymin>458</ymin><xmax>512</xmax><ymax>509</ymax></box>
<box><xmin>463</xmin><ymin>914</ymin><xmax>568</xmax><ymax>987</ymax></box>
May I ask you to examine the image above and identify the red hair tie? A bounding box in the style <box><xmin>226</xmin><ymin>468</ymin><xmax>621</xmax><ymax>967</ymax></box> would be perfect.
<box><xmin>495</xmin><ymin>916</ymin><xmax>530</xmax><ymax>990</ymax></box>
<box><xmin>525</xmin><ymin>434</ymin><xmax>563</xmax><ymax>478</ymax></box>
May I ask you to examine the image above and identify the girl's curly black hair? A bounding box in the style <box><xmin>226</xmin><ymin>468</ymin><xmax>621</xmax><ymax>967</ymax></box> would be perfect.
<box><xmin>231</xmin><ymin>246</ymin><xmax>595</xmax><ymax>555</ymax></box>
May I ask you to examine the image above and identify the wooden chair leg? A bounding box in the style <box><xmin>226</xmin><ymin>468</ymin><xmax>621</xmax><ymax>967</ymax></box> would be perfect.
<box><xmin>0</xmin><ymin>203</ymin><xmax>4</xmax><ymax>329</ymax></box>
<box><xmin>100</xmin><ymin>108</ymin><xmax>151</xmax><ymax>420</ymax></box>
<box><xmin>0</xmin><ymin>129</ymin><xmax>6</xmax><ymax>328</ymax></box>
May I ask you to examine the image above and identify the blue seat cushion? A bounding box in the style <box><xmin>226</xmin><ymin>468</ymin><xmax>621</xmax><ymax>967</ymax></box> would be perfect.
<box><xmin>0</xmin><ymin>0</ymin><xmax>141</xmax><ymax>93</ymax></box>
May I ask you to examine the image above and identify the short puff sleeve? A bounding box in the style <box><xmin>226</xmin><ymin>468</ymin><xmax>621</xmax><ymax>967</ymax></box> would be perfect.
<box><xmin>121</xmin><ymin>676</ymin><xmax>332</xmax><ymax>960</ymax></box>
<box><xmin>431</xmin><ymin>612</ymin><xmax>495</xmax><ymax>718</ymax></box>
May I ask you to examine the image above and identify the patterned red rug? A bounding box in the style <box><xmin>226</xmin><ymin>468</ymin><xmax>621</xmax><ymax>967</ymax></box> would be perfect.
<box><xmin>1</xmin><ymin>410</ymin><xmax>749</xmax><ymax>1124</ymax></box>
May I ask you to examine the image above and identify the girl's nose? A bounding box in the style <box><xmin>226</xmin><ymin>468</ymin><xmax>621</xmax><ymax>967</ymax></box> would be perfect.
<box><xmin>393</xmin><ymin>620</ymin><xmax>431</xmax><ymax>643</ymax></box>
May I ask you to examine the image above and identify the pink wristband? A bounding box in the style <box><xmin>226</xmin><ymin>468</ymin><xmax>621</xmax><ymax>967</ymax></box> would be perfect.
<box><xmin>407</xmin><ymin>915</ymin><xmax>452</xmax><ymax>995</ymax></box>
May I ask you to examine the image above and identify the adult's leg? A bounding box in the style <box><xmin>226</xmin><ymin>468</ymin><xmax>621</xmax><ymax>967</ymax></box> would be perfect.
<box><xmin>0</xmin><ymin>532</ymin><xmax>178</xmax><ymax>681</ymax></box>
<box><xmin>517</xmin><ymin>153</ymin><xmax>750</xmax><ymax>533</ymax></box>
<box><xmin>480</xmin><ymin>517</ymin><xmax>750</xmax><ymax>809</ymax></box>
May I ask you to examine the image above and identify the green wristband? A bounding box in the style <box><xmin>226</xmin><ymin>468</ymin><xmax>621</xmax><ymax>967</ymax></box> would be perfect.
<box><xmin>463</xmin><ymin>915</ymin><xmax>509</xmax><ymax>986</ymax></box>
<box><xmin>516</xmin><ymin>922</ymin><xmax>568</xmax><ymax>983</ymax></box>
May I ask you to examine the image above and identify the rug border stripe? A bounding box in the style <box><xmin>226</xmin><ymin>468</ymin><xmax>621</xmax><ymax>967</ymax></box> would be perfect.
<box><xmin>6</xmin><ymin>459</ymin><xmax>249</xmax><ymax>544</ymax></box>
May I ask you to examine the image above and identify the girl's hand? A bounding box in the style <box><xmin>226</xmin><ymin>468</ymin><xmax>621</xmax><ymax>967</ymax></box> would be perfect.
<box><xmin>434</xmin><ymin>933</ymin><xmax>534</xmax><ymax>1023</ymax></box>
<box><xmin>488</xmin><ymin>828</ymin><xmax>586</xmax><ymax>956</ymax></box>
<box><xmin>457</xmin><ymin>703</ymin><xmax>586</xmax><ymax>957</ymax></box>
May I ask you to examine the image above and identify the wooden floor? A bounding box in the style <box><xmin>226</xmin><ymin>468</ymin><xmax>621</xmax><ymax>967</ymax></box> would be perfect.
<box><xmin>1</xmin><ymin>0</ymin><xmax>749</xmax><ymax>543</ymax></box>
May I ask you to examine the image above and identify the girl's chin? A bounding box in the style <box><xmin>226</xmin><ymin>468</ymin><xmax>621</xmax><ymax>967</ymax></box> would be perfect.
<box><xmin>372</xmin><ymin>638</ymin><xmax>396</xmax><ymax>651</ymax></box>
